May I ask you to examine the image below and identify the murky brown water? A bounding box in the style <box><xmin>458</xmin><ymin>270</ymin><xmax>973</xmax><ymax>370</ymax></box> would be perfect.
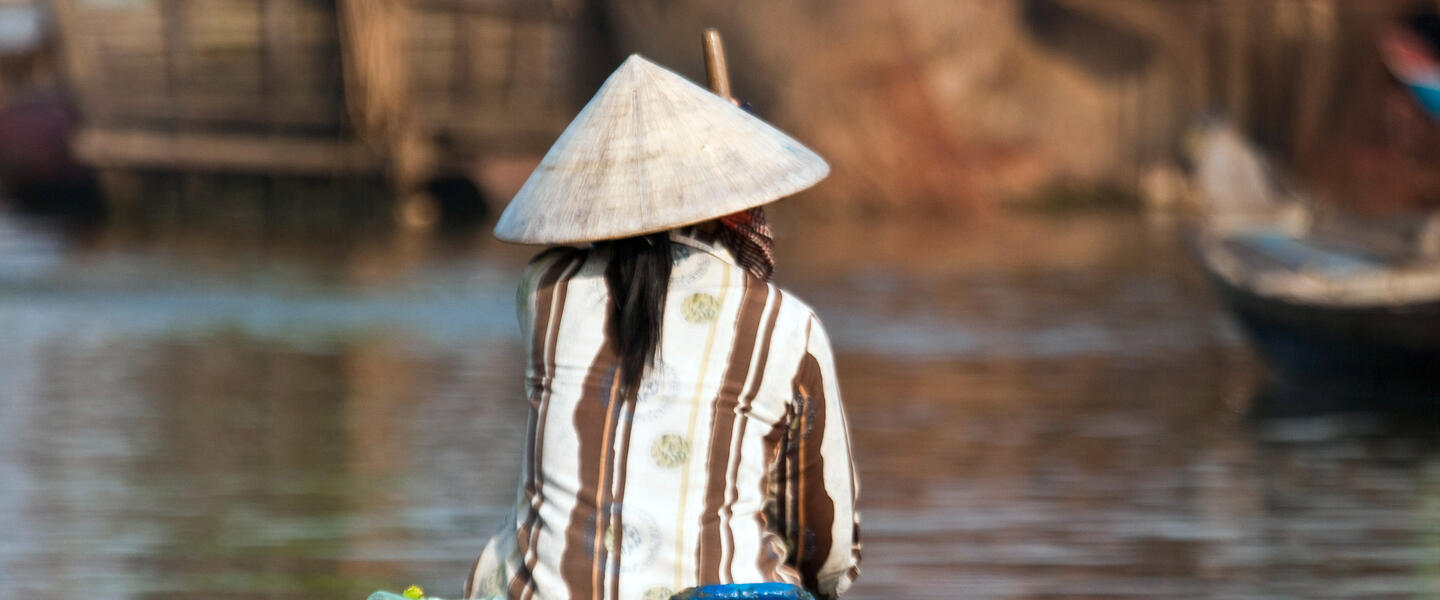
<box><xmin>2</xmin><ymin>212</ymin><xmax>1437</xmax><ymax>600</ymax></box>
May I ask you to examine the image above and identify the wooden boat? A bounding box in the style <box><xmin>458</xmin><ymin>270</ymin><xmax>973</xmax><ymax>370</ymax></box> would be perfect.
<box><xmin>369</xmin><ymin>582</ymin><xmax>816</xmax><ymax>600</ymax></box>
<box><xmin>1380</xmin><ymin>8</ymin><xmax>1440</xmax><ymax>119</ymax></box>
<box><xmin>1190</xmin><ymin>121</ymin><xmax>1440</xmax><ymax>389</ymax></box>
<box><xmin>1196</xmin><ymin>226</ymin><xmax>1440</xmax><ymax>386</ymax></box>
<box><xmin>0</xmin><ymin>0</ymin><xmax>102</xmax><ymax>217</ymax></box>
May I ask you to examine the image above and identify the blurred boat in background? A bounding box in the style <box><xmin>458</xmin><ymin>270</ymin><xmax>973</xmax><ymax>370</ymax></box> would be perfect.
<box><xmin>1196</xmin><ymin>224</ymin><xmax>1440</xmax><ymax>387</ymax></box>
<box><xmin>1380</xmin><ymin>8</ymin><xmax>1440</xmax><ymax>119</ymax></box>
<box><xmin>0</xmin><ymin>95</ymin><xmax>100</xmax><ymax>218</ymax></box>
<box><xmin>0</xmin><ymin>0</ymin><xmax>101</xmax><ymax>218</ymax></box>
<box><xmin>1190</xmin><ymin>121</ymin><xmax>1440</xmax><ymax>390</ymax></box>
<box><xmin>1409</xmin><ymin>80</ymin><xmax>1440</xmax><ymax>117</ymax></box>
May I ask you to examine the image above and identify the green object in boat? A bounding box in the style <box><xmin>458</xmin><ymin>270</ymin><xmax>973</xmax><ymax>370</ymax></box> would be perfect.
<box><xmin>366</xmin><ymin>588</ymin><xmax>438</xmax><ymax>600</ymax></box>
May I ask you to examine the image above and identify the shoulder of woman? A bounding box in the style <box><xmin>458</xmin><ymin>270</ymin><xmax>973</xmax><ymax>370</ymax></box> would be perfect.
<box><xmin>767</xmin><ymin>284</ymin><xmax>835</xmax><ymax>346</ymax></box>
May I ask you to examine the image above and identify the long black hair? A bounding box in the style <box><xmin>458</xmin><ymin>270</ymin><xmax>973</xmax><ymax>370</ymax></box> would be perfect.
<box><xmin>599</xmin><ymin>232</ymin><xmax>673</xmax><ymax>394</ymax></box>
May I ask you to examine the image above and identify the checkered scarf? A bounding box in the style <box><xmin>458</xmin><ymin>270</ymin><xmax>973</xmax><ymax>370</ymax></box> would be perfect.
<box><xmin>717</xmin><ymin>207</ymin><xmax>775</xmax><ymax>281</ymax></box>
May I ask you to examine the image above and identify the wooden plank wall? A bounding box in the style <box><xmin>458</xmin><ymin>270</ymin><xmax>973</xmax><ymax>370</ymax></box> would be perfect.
<box><xmin>56</xmin><ymin>0</ymin><xmax>347</xmax><ymax>133</ymax></box>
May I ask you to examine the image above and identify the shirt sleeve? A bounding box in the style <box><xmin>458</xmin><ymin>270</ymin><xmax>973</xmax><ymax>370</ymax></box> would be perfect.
<box><xmin>784</xmin><ymin>313</ymin><xmax>862</xmax><ymax>599</ymax></box>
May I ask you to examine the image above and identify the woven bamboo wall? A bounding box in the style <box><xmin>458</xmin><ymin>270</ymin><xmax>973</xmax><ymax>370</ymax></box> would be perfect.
<box><xmin>56</xmin><ymin>0</ymin><xmax>347</xmax><ymax>133</ymax></box>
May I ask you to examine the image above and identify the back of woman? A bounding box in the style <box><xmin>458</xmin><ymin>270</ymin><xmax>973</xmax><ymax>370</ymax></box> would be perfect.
<box><xmin>466</xmin><ymin>53</ymin><xmax>858</xmax><ymax>600</ymax></box>
<box><xmin>466</xmin><ymin>230</ymin><xmax>858</xmax><ymax>600</ymax></box>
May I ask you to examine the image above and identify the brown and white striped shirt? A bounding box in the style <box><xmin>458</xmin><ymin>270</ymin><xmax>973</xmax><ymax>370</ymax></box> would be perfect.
<box><xmin>464</xmin><ymin>229</ymin><xmax>861</xmax><ymax>600</ymax></box>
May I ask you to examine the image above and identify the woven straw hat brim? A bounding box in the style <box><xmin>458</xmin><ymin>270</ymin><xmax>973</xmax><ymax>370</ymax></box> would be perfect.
<box><xmin>493</xmin><ymin>54</ymin><xmax>829</xmax><ymax>245</ymax></box>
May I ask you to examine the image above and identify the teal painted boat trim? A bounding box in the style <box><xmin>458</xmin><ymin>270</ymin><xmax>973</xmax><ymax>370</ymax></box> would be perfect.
<box><xmin>1408</xmin><ymin>81</ymin><xmax>1440</xmax><ymax>119</ymax></box>
<box><xmin>1228</xmin><ymin>232</ymin><xmax>1386</xmax><ymax>276</ymax></box>
<box><xmin>670</xmin><ymin>583</ymin><xmax>817</xmax><ymax>600</ymax></box>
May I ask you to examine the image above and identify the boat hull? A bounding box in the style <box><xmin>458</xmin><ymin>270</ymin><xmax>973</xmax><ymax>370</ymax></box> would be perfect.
<box><xmin>1209</xmin><ymin>273</ymin><xmax>1440</xmax><ymax>388</ymax></box>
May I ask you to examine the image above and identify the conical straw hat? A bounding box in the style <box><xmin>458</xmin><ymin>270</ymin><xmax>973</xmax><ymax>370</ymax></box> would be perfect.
<box><xmin>493</xmin><ymin>54</ymin><xmax>829</xmax><ymax>244</ymax></box>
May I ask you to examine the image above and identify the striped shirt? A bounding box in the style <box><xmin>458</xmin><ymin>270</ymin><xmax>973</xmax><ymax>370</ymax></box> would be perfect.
<box><xmin>464</xmin><ymin>229</ymin><xmax>861</xmax><ymax>600</ymax></box>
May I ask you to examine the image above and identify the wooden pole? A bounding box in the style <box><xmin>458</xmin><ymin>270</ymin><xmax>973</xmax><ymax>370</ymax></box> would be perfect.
<box><xmin>702</xmin><ymin>28</ymin><xmax>731</xmax><ymax>99</ymax></box>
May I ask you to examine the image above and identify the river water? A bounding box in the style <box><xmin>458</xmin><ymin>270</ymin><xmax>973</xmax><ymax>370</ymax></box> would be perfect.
<box><xmin>1</xmin><ymin>212</ymin><xmax>1436</xmax><ymax>600</ymax></box>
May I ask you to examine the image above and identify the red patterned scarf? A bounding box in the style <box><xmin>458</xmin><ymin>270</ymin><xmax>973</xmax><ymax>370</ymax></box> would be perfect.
<box><xmin>717</xmin><ymin>207</ymin><xmax>775</xmax><ymax>281</ymax></box>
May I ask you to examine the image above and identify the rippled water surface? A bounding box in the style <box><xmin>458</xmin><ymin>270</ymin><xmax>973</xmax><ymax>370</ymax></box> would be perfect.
<box><xmin>1</xmin><ymin>212</ymin><xmax>1437</xmax><ymax>600</ymax></box>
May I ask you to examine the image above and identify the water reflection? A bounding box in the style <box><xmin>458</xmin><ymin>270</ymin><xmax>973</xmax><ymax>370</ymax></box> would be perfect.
<box><xmin>847</xmin><ymin>352</ymin><xmax>1439</xmax><ymax>600</ymax></box>
<box><xmin>1</xmin><ymin>212</ymin><xmax>1437</xmax><ymax>599</ymax></box>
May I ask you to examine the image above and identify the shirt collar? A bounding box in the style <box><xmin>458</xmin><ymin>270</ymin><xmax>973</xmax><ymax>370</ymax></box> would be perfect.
<box><xmin>669</xmin><ymin>227</ymin><xmax>739</xmax><ymax>266</ymax></box>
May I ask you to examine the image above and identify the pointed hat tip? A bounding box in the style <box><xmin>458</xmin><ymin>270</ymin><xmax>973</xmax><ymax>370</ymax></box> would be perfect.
<box><xmin>612</xmin><ymin>54</ymin><xmax>655</xmax><ymax>79</ymax></box>
<box><xmin>620</xmin><ymin>53</ymin><xmax>651</xmax><ymax>67</ymax></box>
